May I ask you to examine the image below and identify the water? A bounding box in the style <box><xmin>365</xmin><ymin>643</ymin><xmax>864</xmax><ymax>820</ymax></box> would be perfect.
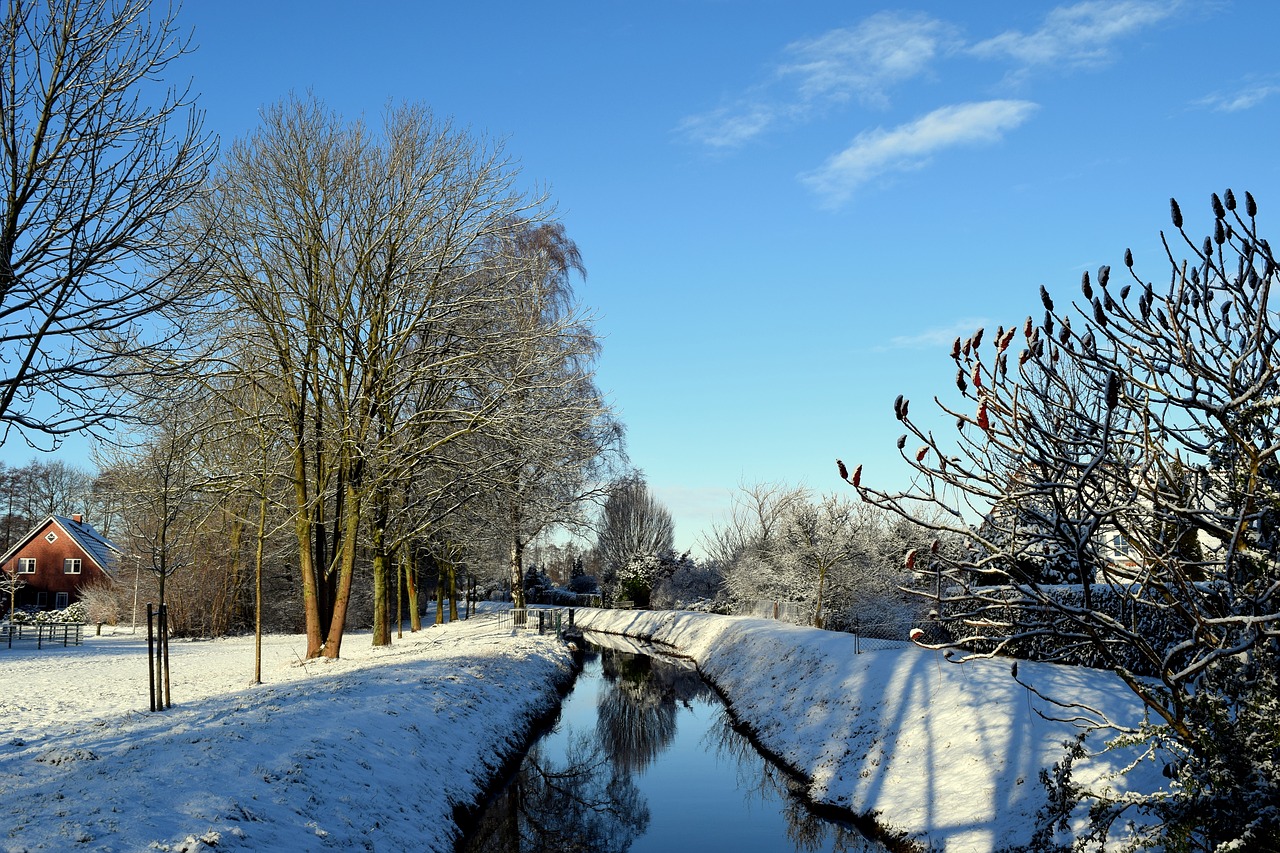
<box><xmin>457</xmin><ymin>633</ymin><xmax>890</xmax><ymax>853</ymax></box>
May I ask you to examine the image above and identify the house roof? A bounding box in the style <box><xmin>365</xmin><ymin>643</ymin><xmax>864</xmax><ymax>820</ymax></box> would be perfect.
<box><xmin>0</xmin><ymin>515</ymin><xmax>122</xmax><ymax>575</ymax></box>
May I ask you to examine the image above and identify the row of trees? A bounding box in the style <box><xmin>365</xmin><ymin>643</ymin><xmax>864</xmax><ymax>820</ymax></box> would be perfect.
<box><xmin>0</xmin><ymin>1</ymin><xmax>624</xmax><ymax>656</ymax></box>
<box><xmin>577</xmin><ymin>475</ymin><xmax>933</xmax><ymax>628</ymax></box>
<box><xmin>843</xmin><ymin>192</ymin><xmax>1280</xmax><ymax>849</ymax></box>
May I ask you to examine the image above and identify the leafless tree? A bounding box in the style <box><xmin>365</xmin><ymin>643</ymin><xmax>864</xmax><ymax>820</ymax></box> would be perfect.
<box><xmin>842</xmin><ymin>191</ymin><xmax>1280</xmax><ymax>847</ymax></box>
<box><xmin>594</xmin><ymin>475</ymin><xmax>674</xmax><ymax>580</ymax></box>
<box><xmin>0</xmin><ymin>0</ymin><xmax>214</xmax><ymax>450</ymax></box>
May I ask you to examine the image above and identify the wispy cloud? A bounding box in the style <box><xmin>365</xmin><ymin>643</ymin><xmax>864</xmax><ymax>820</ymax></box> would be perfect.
<box><xmin>970</xmin><ymin>1</ymin><xmax>1180</xmax><ymax>69</ymax></box>
<box><xmin>800</xmin><ymin>100</ymin><xmax>1039</xmax><ymax>208</ymax></box>
<box><xmin>1196</xmin><ymin>80</ymin><xmax>1280</xmax><ymax>112</ymax></box>
<box><xmin>677</xmin><ymin>11</ymin><xmax>958</xmax><ymax>149</ymax></box>
<box><xmin>779</xmin><ymin>12</ymin><xmax>961</xmax><ymax>108</ymax></box>
<box><xmin>876</xmin><ymin>318</ymin><xmax>997</xmax><ymax>352</ymax></box>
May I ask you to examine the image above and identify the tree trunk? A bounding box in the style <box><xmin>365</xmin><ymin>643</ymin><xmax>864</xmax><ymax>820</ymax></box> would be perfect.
<box><xmin>509</xmin><ymin>536</ymin><xmax>525</xmax><ymax>609</ymax></box>
<box><xmin>404</xmin><ymin>546</ymin><xmax>421</xmax><ymax>632</ymax></box>
<box><xmin>321</xmin><ymin>479</ymin><xmax>360</xmax><ymax>659</ymax></box>
<box><xmin>291</xmin><ymin>445</ymin><xmax>324</xmax><ymax>659</ymax></box>
<box><xmin>371</xmin><ymin>491</ymin><xmax>391</xmax><ymax>647</ymax></box>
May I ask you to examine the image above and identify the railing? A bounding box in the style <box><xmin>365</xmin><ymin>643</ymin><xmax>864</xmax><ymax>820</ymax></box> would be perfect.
<box><xmin>491</xmin><ymin>607</ymin><xmax>576</xmax><ymax>637</ymax></box>
<box><xmin>1</xmin><ymin>621</ymin><xmax>84</xmax><ymax>649</ymax></box>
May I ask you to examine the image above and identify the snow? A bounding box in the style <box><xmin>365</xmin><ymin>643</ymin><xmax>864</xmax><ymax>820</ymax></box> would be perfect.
<box><xmin>0</xmin><ymin>608</ymin><xmax>1165</xmax><ymax>852</ymax></box>
<box><xmin>0</xmin><ymin>618</ymin><xmax>576</xmax><ymax>852</ymax></box>
<box><xmin>573</xmin><ymin>608</ymin><xmax>1165</xmax><ymax>852</ymax></box>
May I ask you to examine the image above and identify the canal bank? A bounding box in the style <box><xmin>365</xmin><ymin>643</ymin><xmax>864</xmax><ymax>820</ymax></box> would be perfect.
<box><xmin>457</xmin><ymin>631</ymin><xmax>896</xmax><ymax>853</ymax></box>
<box><xmin>570</xmin><ymin>608</ymin><xmax>1160</xmax><ymax>852</ymax></box>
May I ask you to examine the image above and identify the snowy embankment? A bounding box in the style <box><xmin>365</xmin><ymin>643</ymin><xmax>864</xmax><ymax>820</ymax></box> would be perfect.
<box><xmin>0</xmin><ymin>619</ymin><xmax>575</xmax><ymax>852</ymax></box>
<box><xmin>574</xmin><ymin>608</ymin><xmax>1161</xmax><ymax>852</ymax></box>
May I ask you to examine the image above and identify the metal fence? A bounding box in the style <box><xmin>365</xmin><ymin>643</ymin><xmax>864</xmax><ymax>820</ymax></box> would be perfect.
<box><xmin>2</xmin><ymin>621</ymin><xmax>84</xmax><ymax>649</ymax></box>
<box><xmin>491</xmin><ymin>607</ymin><xmax>576</xmax><ymax>637</ymax></box>
<box><xmin>743</xmin><ymin>601</ymin><xmax>918</xmax><ymax>654</ymax></box>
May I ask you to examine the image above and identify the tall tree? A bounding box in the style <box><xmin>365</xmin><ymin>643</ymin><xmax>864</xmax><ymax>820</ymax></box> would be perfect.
<box><xmin>594</xmin><ymin>476</ymin><xmax>675</xmax><ymax>578</ymax></box>
<box><xmin>0</xmin><ymin>0</ymin><xmax>213</xmax><ymax>448</ymax></box>
<box><xmin>187</xmin><ymin>95</ymin><xmax>564</xmax><ymax>657</ymax></box>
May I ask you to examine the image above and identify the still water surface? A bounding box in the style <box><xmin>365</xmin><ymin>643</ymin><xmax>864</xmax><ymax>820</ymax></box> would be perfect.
<box><xmin>457</xmin><ymin>632</ymin><xmax>889</xmax><ymax>853</ymax></box>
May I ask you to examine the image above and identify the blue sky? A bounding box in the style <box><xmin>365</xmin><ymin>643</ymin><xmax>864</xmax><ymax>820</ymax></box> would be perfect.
<box><xmin>17</xmin><ymin>1</ymin><xmax>1280</xmax><ymax>554</ymax></box>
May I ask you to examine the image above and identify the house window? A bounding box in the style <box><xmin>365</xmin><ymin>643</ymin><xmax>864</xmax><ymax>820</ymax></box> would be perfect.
<box><xmin>63</xmin><ymin>558</ymin><xmax>81</xmax><ymax>574</ymax></box>
<box><xmin>55</xmin><ymin>592</ymin><xmax>68</xmax><ymax>608</ymax></box>
<box><xmin>17</xmin><ymin>558</ymin><xmax>35</xmax><ymax>574</ymax></box>
<box><xmin>45</xmin><ymin>532</ymin><xmax>57</xmax><ymax>543</ymax></box>
<box><xmin>35</xmin><ymin>591</ymin><xmax>46</xmax><ymax>606</ymax></box>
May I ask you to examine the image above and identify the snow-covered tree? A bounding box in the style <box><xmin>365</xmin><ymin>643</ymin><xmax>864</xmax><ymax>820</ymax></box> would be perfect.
<box><xmin>594</xmin><ymin>476</ymin><xmax>674</xmax><ymax>587</ymax></box>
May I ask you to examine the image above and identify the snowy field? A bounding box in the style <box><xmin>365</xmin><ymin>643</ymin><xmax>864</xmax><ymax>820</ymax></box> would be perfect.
<box><xmin>0</xmin><ymin>617</ymin><xmax>575</xmax><ymax>852</ymax></box>
<box><xmin>0</xmin><ymin>609</ymin><xmax>1165</xmax><ymax>852</ymax></box>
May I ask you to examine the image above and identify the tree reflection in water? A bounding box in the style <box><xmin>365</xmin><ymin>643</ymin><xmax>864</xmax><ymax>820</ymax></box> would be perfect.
<box><xmin>594</xmin><ymin>646</ymin><xmax>713</xmax><ymax>773</ymax></box>
<box><xmin>457</xmin><ymin>729</ymin><xmax>649</xmax><ymax>853</ymax></box>
<box><xmin>457</xmin><ymin>641</ymin><xmax>890</xmax><ymax>853</ymax></box>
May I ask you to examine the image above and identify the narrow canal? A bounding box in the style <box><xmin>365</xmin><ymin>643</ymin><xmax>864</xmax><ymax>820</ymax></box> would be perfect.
<box><xmin>457</xmin><ymin>632</ymin><xmax>891</xmax><ymax>853</ymax></box>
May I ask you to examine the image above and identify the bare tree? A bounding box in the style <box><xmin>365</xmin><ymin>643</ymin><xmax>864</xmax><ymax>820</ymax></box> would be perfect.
<box><xmin>0</xmin><ymin>0</ymin><xmax>214</xmax><ymax>449</ymax></box>
<box><xmin>186</xmin><ymin>95</ymin><xmax>585</xmax><ymax>657</ymax></box>
<box><xmin>842</xmin><ymin>191</ymin><xmax>1280</xmax><ymax>848</ymax></box>
<box><xmin>594</xmin><ymin>476</ymin><xmax>674</xmax><ymax>580</ymax></box>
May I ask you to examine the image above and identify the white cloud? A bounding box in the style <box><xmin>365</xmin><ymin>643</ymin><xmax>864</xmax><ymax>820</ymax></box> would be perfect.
<box><xmin>1196</xmin><ymin>81</ymin><xmax>1280</xmax><ymax>113</ymax></box>
<box><xmin>878</xmin><ymin>318</ymin><xmax>998</xmax><ymax>352</ymax></box>
<box><xmin>800</xmin><ymin>100</ymin><xmax>1039</xmax><ymax>208</ymax></box>
<box><xmin>677</xmin><ymin>11</ymin><xmax>957</xmax><ymax>149</ymax></box>
<box><xmin>779</xmin><ymin>12</ymin><xmax>961</xmax><ymax>108</ymax></box>
<box><xmin>970</xmin><ymin>1</ymin><xmax>1179</xmax><ymax>69</ymax></box>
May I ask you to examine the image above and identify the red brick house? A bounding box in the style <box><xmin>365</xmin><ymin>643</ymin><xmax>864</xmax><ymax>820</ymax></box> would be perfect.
<box><xmin>0</xmin><ymin>515</ymin><xmax>121</xmax><ymax>612</ymax></box>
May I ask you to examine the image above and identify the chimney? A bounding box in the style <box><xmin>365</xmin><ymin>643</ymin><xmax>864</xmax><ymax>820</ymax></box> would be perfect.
<box><xmin>72</xmin><ymin>514</ymin><xmax>82</xmax><ymax>524</ymax></box>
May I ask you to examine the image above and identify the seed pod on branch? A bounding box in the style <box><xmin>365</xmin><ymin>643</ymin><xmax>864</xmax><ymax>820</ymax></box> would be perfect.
<box><xmin>977</xmin><ymin>400</ymin><xmax>990</xmax><ymax>431</ymax></box>
<box><xmin>956</xmin><ymin>368</ymin><xmax>967</xmax><ymax>394</ymax></box>
<box><xmin>851</xmin><ymin>464</ymin><xmax>862</xmax><ymax>487</ymax></box>
<box><xmin>1024</xmin><ymin>316</ymin><xmax>1033</xmax><ymax>338</ymax></box>
<box><xmin>837</xmin><ymin>459</ymin><xmax>848</xmax><ymax>480</ymax></box>
<box><xmin>1040</xmin><ymin>285</ymin><xmax>1053</xmax><ymax>312</ymax></box>
<box><xmin>1246</xmin><ymin>191</ymin><xmax>1257</xmax><ymax>217</ymax></box>
<box><xmin>971</xmin><ymin>362</ymin><xmax>983</xmax><ymax>389</ymax></box>
<box><xmin>1098</xmin><ymin>265</ymin><xmax>1110</xmax><ymax>289</ymax></box>
<box><xmin>916</xmin><ymin>445</ymin><xmax>929</xmax><ymax>463</ymax></box>
<box><xmin>1170</xmin><ymin>197</ymin><xmax>1183</xmax><ymax>228</ymax></box>
<box><xmin>1215</xmin><ymin>219</ymin><xmax>1225</xmax><ymax>246</ymax></box>
<box><xmin>896</xmin><ymin>434</ymin><xmax>906</xmax><ymax>450</ymax></box>
<box><xmin>951</xmin><ymin>336</ymin><xmax>962</xmax><ymax>360</ymax></box>
<box><xmin>905</xmin><ymin>549</ymin><xmax>918</xmax><ymax>570</ymax></box>
<box><xmin>1212</xmin><ymin>192</ymin><xmax>1225</xmax><ymax>219</ymax></box>
<box><xmin>972</xmin><ymin>327</ymin><xmax>984</xmax><ymax>350</ymax></box>
<box><xmin>894</xmin><ymin>394</ymin><xmax>904</xmax><ymax>419</ymax></box>
<box><xmin>1106</xmin><ymin>372</ymin><xmax>1119</xmax><ymax>410</ymax></box>
<box><xmin>1093</xmin><ymin>297</ymin><xmax>1107</xmax><ymax>327</ymax></box>
<box><xmin>1124</xmin><ymin>247</ymin><xmax>1134</xmax><ymax>267</ymax></box>
<box><xmin>1120</xmin><ymin>284</ymin><xmax>1130</xmax><ymax>300</ymax></box>
<box><xmin>1081</xmin><ymin>271</ymin><xmax>1093</xmax><ymax>301</ymax></box>
<box><xmin>1225</xmin><ymin>188</ymin><xmax>1236</xmax><ymax>211</ymax></box>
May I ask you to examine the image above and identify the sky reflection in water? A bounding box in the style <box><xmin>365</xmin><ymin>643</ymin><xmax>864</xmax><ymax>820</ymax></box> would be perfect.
<box><xmin>457</xmin><ymin>633</ymin><xmax>887</xmax><ymax>853</ymax></box>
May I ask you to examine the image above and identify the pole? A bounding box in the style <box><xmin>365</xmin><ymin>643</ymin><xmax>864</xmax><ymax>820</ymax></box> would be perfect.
<box><xmin>146</xmin><ymin>604</ymin><xmax>155</xmax><ymax>712</ymax></box>
<box><xmin>161</xmin><ymin>604</ymin><xmax>172</xmax><ymax>709</ymax></box>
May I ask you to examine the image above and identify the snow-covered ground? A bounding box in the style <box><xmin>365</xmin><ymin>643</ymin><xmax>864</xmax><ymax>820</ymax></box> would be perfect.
<box><xmin>0</xmin><ymin>618</ymin><xmax>575</xmax><ymax>852</ymax></box>
<box><xmin>0</xmin><ymin>609</ymin><xmax>1164</xmax><ymax>852</ymax></box>
<box><xmin>574</xmin><ymin>608</ymin><xmax>1165</xmax><ymax>852</ymax></box>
